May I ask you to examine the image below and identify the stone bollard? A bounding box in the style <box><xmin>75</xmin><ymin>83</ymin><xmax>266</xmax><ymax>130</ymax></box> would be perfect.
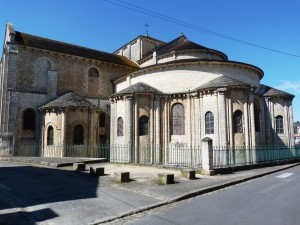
<box><xmin>181</xmin><ymin>169</ymin><xmax>196</xmax><ymax>179</ymax></box>
<box><xmin>157</xmin><ymin>173</ymin><xmax>174</xmax><ymax>185</ymax></box>
<box><xmin>114</xmin><ymin>171</ymin><xmax>130</xmax><ymax>183</ymax></box>
<box><xmin>73</xmin><ymin>163</ymin><xmax>86</xmax><ymax>171</ymax></box>
<box><xmin>90</xmin><ymin>166</ymin><xmax>105</xmax><ymax>176</ymax></box>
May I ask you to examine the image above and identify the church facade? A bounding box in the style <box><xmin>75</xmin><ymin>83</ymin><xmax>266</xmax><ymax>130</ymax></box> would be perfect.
<box><xmin>0</xmin><ymin>23</ymin><xmax>295</xmax><ymax>163</ymax></box>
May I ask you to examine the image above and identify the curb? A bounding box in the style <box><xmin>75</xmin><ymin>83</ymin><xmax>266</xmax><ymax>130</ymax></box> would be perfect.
<box><xmin>89</xmin><ymin>162</ymin><xmax>300</xmax><ymax>225</ymax></box>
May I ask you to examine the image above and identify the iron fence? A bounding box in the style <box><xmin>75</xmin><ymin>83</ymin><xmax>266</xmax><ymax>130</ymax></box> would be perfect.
<box><xmin>8</xmin><ymin>143</ymin><xmax>300</xmax><ymax>169</ymax></box>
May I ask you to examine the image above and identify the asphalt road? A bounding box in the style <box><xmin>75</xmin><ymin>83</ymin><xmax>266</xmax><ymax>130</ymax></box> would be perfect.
<box><xmin>117</xmin><ymin>165</ymin><xmax>300</xmax><ymax>225</ymax></box>
<box><xmin>0</xmin><ymin>161</ymin><xmax>159</xmax><ymax>225</ymax></box>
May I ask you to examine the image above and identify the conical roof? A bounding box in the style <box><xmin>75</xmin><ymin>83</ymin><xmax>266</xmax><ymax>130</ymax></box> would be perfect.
<box><xmin>192</xmin><ymin>76</ymin><xmax>249</xmax><ymax>91</ymax></box>
<box><xmin>111</xmin><ymin>82</ymin><xmax>163</xmax><ymax>97</ymax></box>
<box><xmin>256</xmin><ymin>84</ymin><xmax>294</xmax><ymax>98</ymax></box>
<box><xmin>40</xmin><ymin>92</ymin><xmax>97</xmax><ymax>109</ymax></box>
<box><xmin>154</xmin><ymin>34</ymin><xmax>227</xmax><ymax>60</ymax></box>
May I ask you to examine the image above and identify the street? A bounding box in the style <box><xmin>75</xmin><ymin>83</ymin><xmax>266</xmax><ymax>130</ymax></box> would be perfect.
<box><xmin>115</xmin><ymin>165</ymin><xmax>300</xmax><ymax>225</ymax></box>
<box><xmin>0</xmin><ymin>160</ymin><xmax>299</xmax><ymax>225</ymax></box>
<box><xmin>0</xmin><ymin>161</ymin><xmax>159</xmax><ymax>225</ymax></box>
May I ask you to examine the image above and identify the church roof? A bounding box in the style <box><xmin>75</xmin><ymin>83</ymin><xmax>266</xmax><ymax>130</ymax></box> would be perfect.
<box><xmin>192</xmin><ymin>76</ymin><xmax>250</xmax><ymax>91</ymax></box>
<box><xmin>113</xmin><ymin>35</ymin><xmax>165</xmax><ymax>54</ymax></box>
<box><xmin>154</xmin><ymin>34</ymin><xmax>228</xmax><ymax>60</ymax></box>
<box><xmin>40</xmin><ymin>92</ymin><xmax>97</xmax><ymax>109</ymax></box>
<box><xmin>111</xmin><ymin>82</ymin><xmax>163</xmax><ymax>97</ymax></box>
<box><xmin>256</xmin><ymin>84</ymin><xmax>294</xmax><ymax>98</ymax></box>
<box><xmin>156</xmin><ymin>35</ymin><xmax>207</xmax><ymax>56</ymax></box>
<box><xmin>14</xmin><ymin>31</ymin><xmax>138</xmax><ymax>68</ymax></box>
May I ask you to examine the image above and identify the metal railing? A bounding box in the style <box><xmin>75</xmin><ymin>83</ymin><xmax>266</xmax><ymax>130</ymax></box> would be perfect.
<box><xmin>8</xmin><ymin>143</ymin><xmax>300</xmax><ymax>169</ymax></box>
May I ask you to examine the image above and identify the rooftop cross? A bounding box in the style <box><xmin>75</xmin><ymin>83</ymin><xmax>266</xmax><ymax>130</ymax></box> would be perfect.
<box><xmin>145</xmin><ymin>22</ymin><xmax>149</xmax><ymax>36</ymax></box>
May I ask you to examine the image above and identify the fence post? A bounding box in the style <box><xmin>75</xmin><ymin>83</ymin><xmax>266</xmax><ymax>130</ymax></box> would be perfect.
<box><xmin>201</xmin><ymin>137</ymin><xmax>215</xmax><ymax>175</ymax></box>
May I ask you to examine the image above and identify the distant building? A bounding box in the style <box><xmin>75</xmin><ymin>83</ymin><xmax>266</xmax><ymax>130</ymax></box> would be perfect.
<box><xmin>0</xmin><ymin>23</ymin><xmax>296</xmax><ymax>160</ymax></box>
<box><xmin>294</xmin><ymin>121</ymin><xmax>300</xmax><ymax>146</ymax></box>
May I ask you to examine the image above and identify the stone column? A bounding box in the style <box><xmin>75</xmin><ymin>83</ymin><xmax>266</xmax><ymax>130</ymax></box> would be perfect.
<box><xmin>150</xmin><ymin>95</ymin><xmax>154</xmax><ymax>163</ymax></box>
<box><xmin>134</xmin><ymin>98</ymin><xmax>139</xmax><ymax>163</ymax></box>
<box><xmin>284</xmin><ymin>101</ymin><xmax>290</xmax><ymax>145</ymax></box>
<box><xmin>163</xmin><ymin>97</ymin><xmax>169</xmax><ymax>164</ymax></box>
<box><xmin>201</xmin><ymin>137</ymin><xmax>215</xmax><ymax>176</ymax></box>
<box><xmin>109</xmin><ymin>98</ymin><xmax>115</xmax><ymax>146</ymax></box>
<box><xmin>89</xmin><ymin>109</ymin><xmax>94</xmax><ymax>157</ymax></box>
<box><xmin>217</xmin><ymin>88</ymin><xmax>227</xmax><ymax>147</ymax></box>
<box><xmin>243</xmin><ymin>93</ymin><xmax>250</xmax><ymax>164</ymax></box>
<box><xmin>264</xmin><ymin>97</ymin><xmax>272</xmax><ymax>145</ymax></box>
<box><xmin>217</xmin><ymin>88</ymin><xmax>228</xmax><ymax>167</ymax></box>
<box><xmin>40</xmin><ymin>110</ymin><xmax>46</xmax><ymax>157</ymax></box>
<box><xmin>249</xmin><ymin>89</ymin><xmax>256</xmax><ymax>163</ymax></box>
<box><xmin>270</xmin><ymin>99</ymin><xmax>275</xmax><ymax>144</ymax></box>
<box><xmin>186</xmin><ymin>94</ymin><xmax>192</xmax><ymax>147</ymax></box>
<box><xmin>193</xmin><ymin>94</ymin><xmax>200</xmax><ymax>147</ymax></box>
<box><xmin>259</xmin><ymin>98</ymin><xmax>265</xmax><ymax>145</ymax></box>
<box><xmin>199</xmin><ymin>92</ymin><xmax>204</xmax><ymax>139</ymax></box>
<box><xmin>186</xmin><ymin>94</ymin><xmax>192</xmax><ymax>166</ymax></box>
<box><xmin>214</xmin><ymin>91</ymin><xmax>219</xmax><ymax>146</ymax></box>
<box><xmin>125</xmin><ymin>95</ymin><xmax>133</xmax><ymax>162</ymax></box>
<box><xmin>154</xmin><ymin>96</ymin><xmax>161</xmax><ymax>163</ymax></box>
<box><xmin>289</xmin><ymin>102</ymin><xmax>295</xmax><ymax>147</ymax></box>
<box><xmin>228</xmin><ymin>97</ymin><xmax>234</xmax><ymax>165</ymax></box>
<box><xmin>61</xmin><ymin>108</ymin><xmax>67</xmax><ymax>157</ymax></box>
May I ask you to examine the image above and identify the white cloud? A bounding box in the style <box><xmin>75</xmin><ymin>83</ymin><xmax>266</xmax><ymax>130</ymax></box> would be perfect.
<box><xmin>276</xmin><ymin>80</ymin><xmax>300</xmax><ymax>94</ymax></box>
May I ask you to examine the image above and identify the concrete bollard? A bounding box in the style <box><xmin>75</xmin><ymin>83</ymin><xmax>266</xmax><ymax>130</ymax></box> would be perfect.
<box><xmin>114</xmin><ymin>171</ymin><xmax>130</xmax><ymax>183</ymax></box>
<box><xmin>73</xmin><ymin>163</ymin><xmax>86</xmax><ymax>171</ymax></box>
<box><xmin>157</xmin><ymin>173</ymin><xmax>174</xmax><ymax>185</ymax></box>
<box><xmin>90</xmin><ymin>166</ymin><xmax>105</xmax><ymax>176</ymax></box>
<box><xmin>181</xmin><ymin>169</ymin><xmax>196</xmax><ymax>179</ymax></box>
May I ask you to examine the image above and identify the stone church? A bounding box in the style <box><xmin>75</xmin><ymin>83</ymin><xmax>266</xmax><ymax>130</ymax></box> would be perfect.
<box><xmin>0</xmin><ymin>23</ymin><xmax>295</xmax><ymax>161</ymax></box>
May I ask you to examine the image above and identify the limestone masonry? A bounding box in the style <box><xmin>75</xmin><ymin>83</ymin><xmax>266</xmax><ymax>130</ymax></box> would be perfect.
<box><xmin>0</xmin><ymin>23</ymin><xmax>295</xmax><ymax>161</ymax></box>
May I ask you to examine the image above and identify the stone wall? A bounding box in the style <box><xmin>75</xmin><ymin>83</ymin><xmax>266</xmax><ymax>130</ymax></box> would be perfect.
<box><xmin>115</xmin><ymin>63</ymin><xmax>261</xmax><ymax>94</ymax></box>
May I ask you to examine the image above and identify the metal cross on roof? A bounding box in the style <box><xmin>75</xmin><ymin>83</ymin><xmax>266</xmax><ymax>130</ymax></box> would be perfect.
<box><xmin>145</xmin><ymin>22</ymin><xmax>149</xmax><ymax>36</ymax></box>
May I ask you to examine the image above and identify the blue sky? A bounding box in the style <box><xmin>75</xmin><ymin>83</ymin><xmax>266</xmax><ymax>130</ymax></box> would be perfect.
<box><xmin>1</xmin><ymin>0</ymin><xmax>299</xmax><ymax>121</ymax></box>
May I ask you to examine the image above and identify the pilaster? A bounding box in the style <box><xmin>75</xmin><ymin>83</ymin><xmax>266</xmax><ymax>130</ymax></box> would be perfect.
<box><xmin>154</xmin><ymin>96</ymin><xmax>161</xmax><ymax>163</ymax></box>
<box><xmin>125</xmin><ymin>95</ymin><xmax>133</xmax><ymax>161</ymax></box>
<box><xmin>249</xmin><ymin>89</ymin><xmax>256</xmax><ymax>148</ymax></box>
<box><xmin>217</xmin><ymin>88</ymin><xmax>227</xmax><ymax>147</ymax></box>
<box><xmin>61</xmin><ymin>108</ymin><xmax>67</xmax><ymax>157</ymax></box>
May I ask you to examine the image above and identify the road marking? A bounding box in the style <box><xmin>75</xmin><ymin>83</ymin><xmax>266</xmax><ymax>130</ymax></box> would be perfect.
<box><xmin>276</xmin><ymin>173</ymin><xmax>294</xmax><ymax>178</ymax></box>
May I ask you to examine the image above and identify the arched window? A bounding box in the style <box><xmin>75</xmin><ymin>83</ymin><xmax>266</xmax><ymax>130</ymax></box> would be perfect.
<box><xmin>139</xmin><ymin>116</ymin><xmax>149</xmax><ymax>136</ymax></box>
<box><xmin>205</xmin><ymin>111</ymin><xmax>214</xmax><ymax>134</ymax></box>
<box><xmin>275</xmin><ymin>115</ymin><xmax>284</xmax><ymax>134</ymax></box>
<box><xmin>117</xmin><ymin>117</ymin><xmax>123</xmax><ymax>136</ymax></box>
<box><xmin>23</xmin><ymin>109</ymin><xmax>35</xmax><ymax>130</ymax></box>
<box><xmin>47</xmin><ymin>126</ymin><xmax>54</xmax><ymax>145</ymax></box>
<box><xmin>99</xmin><ymin>113</ymin><xmax>105</xmax><ymax>127</ymax></box>
<box><xmin>233</xmin><ymin>110</ymin><xmax>243</xmax><ymax>133</ymax></box>
<box><xmin>171</xmin><ymin>103</ymin><xmax>184</xmax><ymax>135</ymax></box>
<box><xmin>88</xmin><ymin>67</ymin><xmax>99</xmax><ymax>78</ymax></box>
<box><xmin>254</xmin><ymin>101</ymin><xmax>260</xmax><ymax>132</ymax></box>
<box><xmin>73</xmin><ymin>125</ymin><xmax>84</xmax><ymax>145</ymax></box>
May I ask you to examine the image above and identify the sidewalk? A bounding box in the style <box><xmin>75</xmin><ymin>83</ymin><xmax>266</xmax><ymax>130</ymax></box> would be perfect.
<box><xmin>0</xmin><ymin>157</ymin><xmax>299</xmax><ymax>225</ymax></box>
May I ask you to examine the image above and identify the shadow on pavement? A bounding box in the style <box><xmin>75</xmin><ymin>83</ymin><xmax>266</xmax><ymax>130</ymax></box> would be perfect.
<box><xmin>0</xmin><ymin>165</ymin><xmax>99</xmax><ymax>224</ymax></box>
